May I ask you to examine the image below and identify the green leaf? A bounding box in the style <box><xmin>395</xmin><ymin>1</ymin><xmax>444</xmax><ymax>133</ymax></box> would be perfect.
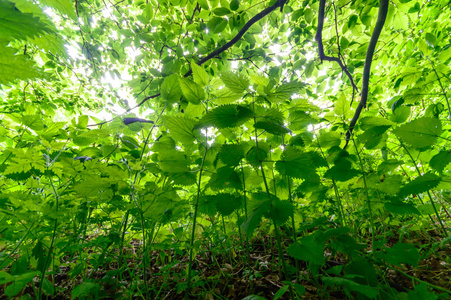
<box><xmin>425</xmin><ymin>33</ymin><xmax>436</xmax><ymax>47</ymax></box>
<box><xmin>179</xmin><ymin>77</ymin><xmax>205</xmax><ymax>104</ymax></box>
<box><xmin>379</xmin><ymin>243</ymin><xmax>420</xmax><ymax>267</ymax></box>
<box><xmin>230</xmin><ymin>0</ymin><xmax>239</xmax><ymax>11</ymax></box>
<box><xmin>274</xmin><ymin>285</ymin><xmax>289</xmax><ymax>300</ymax></box>
<box><xmin>241</xmin><ymin>200</ymin><xmax>270</xmax><ymax>235</ymax></box>
<box><xmin>429</xmin><ymin>150</ymin><xmax>451</xmax><ymax>173</ymax></box>
<box><xmin>40</xmin><ymin>0</ymin><xmax>77</xmax><ymax>20</ymax></box>
<box><xmin>321</xmin><ymin>277</ymin><xmax>378</xmax><ymax>299</ymax></box>
<box><xmin>253</xmin><ymin>121</ymin><xmax>291</xmax><ymax>135</ymax></box>
<box><xmin>0</xmin><ymin>1</ymin><xmax>49</xmax><ymax>40</ymax></box>
<box><xmin>318</xmin><ymin>131</ymin><xmax>341</xmax><ymax>149</ymax></box>
<box><xmin>196</xmin><ymin>105</ymin><xmax>253</xmax><ymax>129</ymax></box>
<box><xmin>288</xmin><ymin>235</ymin><xmax>325</xmax><ymax>265</ymax></box>
<box><xmin>399</xmin><ymin>173</ymin><xmax>441</xmax><ymax>197</ymax></box>
<box><xmin>385</xmin><ymin>199</ymin><xmax>420</xmax><ymax>215</ymax></box>
<box><xmin>210</xmin><ymin>87</ymin><xmax>242</xmax><ymax>104</ymax></box>
<box><xmin>268</xmin><ymin>81</ymin><xmax>306</xmax><ymax>102</ymax></box>
<box><xmin>213</xmin><ymin>7</ymin><xmax>230</xmax><ymax>16</ymax></box>
<box><xmin>288</xmin><ymin>110</ymin><xmax>317</xmax><ymax>131</ymax></box>
<box><xmin>160</xmin><ymin>74</ymin><xmax>182</xmax><ymax>103</ymax></box>
<box><xmin>439</xmin><ymin>46</ymin><xmax>451</xmax><ymax>62</ymax></box>
<box><xmin>4</xmin><ymin>271</ymin><xmax>40</xmax><ymax>297</ymax></box>
<box><xmin>71</xmin><ymin>282</ymin><xmax>100</xmax><ymax>300</ymax></box>
<box><xmin>218</xmin><ymin>143</ymin><xmax>245</xmax><ymax>166</ymax></box>
<box><xmin>163</xmin><ymin>115</ymin><xmax>199</xmax><ymax>146</ymax></box>
<box><xmin>359</xmin><ymin>116</ymin><xmax>395</xmax><ymax>130</ymax></box>
<box><xmin>275</xmin><ymin>146</ymin><xmax>319</xmax><ymax>180</ymax></box>
<box><xmin>324</xmin><ymin>155</ymin><xmax>360</xmax><ymax>182</ymax></box>
<box><xmin>393</xmin><ymin>117</ymin><xmax>442</xmax><ymax>148</ymax></box>
<box><xmin>358</xmin><ymin>126</ymin><xmax>390</xmax><ymax>149</ymax></box>
<box><xmin>265</xmin><ymin>199</ymin><xmax>293</xmax><ymax>225</ymax></box>
<box><xmin>191</xmin><ymin>62</ymin><xmax>209</xmax><ymax>86</ymax></box>
<box><xmin>0</xmin><ymin>44</ymin><xmax>46</xmax><ymax>85</ymax></box>
<box><xmin>220</xmin><ymin>71</ymin><xmax>249</xmax><ymax>94</ymax></box>
<box><xmin>207</xmin><ymin>17</ymin><xmax>228</xmax><ymax>33</ymax></box>
<box><xmin>158</xmin><ymin>150</ymin><xmax>190</xmax><ymax>173</ymax></box>
<box><xmin>215</xmin><ymin>193</ymin><xmax>242</xmax><ymax>216</ymax></box>
<box><xmin>208</xmin><ymin>167</ymin><xmax>242</xmax><ymax>190</ymax></box>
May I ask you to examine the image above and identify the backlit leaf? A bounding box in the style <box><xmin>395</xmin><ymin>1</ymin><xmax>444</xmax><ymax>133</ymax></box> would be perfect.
<box><xmin>393</xmin><ymin>117</ymin><xmax>442</xmax><ymax>148</ymax></box>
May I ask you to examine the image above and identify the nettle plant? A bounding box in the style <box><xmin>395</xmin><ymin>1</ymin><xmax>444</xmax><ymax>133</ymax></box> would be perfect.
<box><xmin>0</xmin><ymin>0</ymin><xmax>450</xmax><ymax>298</ymax></box>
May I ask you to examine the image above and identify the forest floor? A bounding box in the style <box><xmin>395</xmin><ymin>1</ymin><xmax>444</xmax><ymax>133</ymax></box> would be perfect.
<box><xmin>1</xmin><ymin>228</ymin><xmax>451</xmax><ymax>299</ymax></box>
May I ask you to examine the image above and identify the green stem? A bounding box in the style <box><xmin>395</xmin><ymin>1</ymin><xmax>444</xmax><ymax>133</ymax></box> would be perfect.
<box><xmin>186</xmin><ymin>144</ymin><xmax>208</xmax><ymax>298</ymax></box>
<box><xmin>352</xmin><ymin>138</ymin><xmax>375</xmax><ymax>253</ymax></box>
<box><xmin>400</xmin><ymin>143</ymin><xmax>448</xmax><ymax>236</ymax></box>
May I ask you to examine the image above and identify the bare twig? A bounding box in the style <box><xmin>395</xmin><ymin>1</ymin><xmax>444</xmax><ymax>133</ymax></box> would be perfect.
<box><xmin>316</xmin><ymin>0</ymin><xmax>358</xmax><ymax>99</ymax></box>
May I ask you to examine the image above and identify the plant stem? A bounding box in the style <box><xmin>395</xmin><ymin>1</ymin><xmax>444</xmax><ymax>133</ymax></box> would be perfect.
<box><xmin>352</xmin><ymin>138</ymin><xmax>375</xmax><ymax>253</ymax></box>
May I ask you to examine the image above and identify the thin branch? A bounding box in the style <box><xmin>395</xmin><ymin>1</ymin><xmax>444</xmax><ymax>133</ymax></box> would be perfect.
<box><xmin>93</xmin><ymin>0</ymin><xmax>289</xmax><ymax>126</ymax></box>
<box><xmin>344</xmin><ymin>0</ymin><xmax>389</xmax><ymax>148</ymax></box>
<box><xmin>315</xmin><ymin>0</ymin><xmax>358</xmax><ymax>99</ymax></box>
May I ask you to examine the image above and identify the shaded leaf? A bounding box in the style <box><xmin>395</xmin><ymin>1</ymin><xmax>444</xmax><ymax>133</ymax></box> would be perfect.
<box><xmin>196</xmin><ymin>105</ymin><xmax>253</xmax><ymax>129</ymax></box>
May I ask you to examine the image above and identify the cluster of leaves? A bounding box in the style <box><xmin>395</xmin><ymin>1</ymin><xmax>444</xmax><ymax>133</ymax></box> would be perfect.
<box><xmin>0</xmin><ymin>0</ymin><xmax>451</xmax><ymax>299</ymax></box>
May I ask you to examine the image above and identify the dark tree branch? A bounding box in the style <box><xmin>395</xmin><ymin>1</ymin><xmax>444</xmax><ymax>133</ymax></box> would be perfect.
<box><xmin>344</xmin><ymin>0</ymin><xmax>389</xmax><ymax>148</ymax></box>
<box><xmin>94</xmin><ymin>0</ymin><xmax>288</xmax><ymax>126</ymax></box>
<box><xmin>315</xmin><ymin>0</ymin><xmax>358</xmax><ymax>101</ymax></box>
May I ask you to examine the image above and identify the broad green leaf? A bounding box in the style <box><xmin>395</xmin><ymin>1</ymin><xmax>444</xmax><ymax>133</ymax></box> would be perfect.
<box><xmin>170</xmin><ymin>172</ymin><xmax>197</xmax><ymax>186</ymax></box>
<box><xmin>425</xmin><ymin>33</ymin><xmax>436</xmax><ymax>47</ymax></box>
<box><xmin>163</xmin><ymin>115</ymin><xmax>199</xmax><ymax>145</ymax></box>
<box><xmin>218</xmin><ymin>143</ymin><xmax>245</xmax><ymax>166</ymax></box>
<box><xmin>230</xmin><ymin>0</ymin><xmax>239</xmax><ymax>11</ymax></box>
<box><xmin>191</xmin><ymin>62</ymin><xmax>209</xmax><ymax>86</ymax></box>
<box><xmin>358</xmin><ymin>126</ymin><xmax>390</xmax><ymax>149</ymax></box>
<box><xmin>208</xmin><ymin>167</ymin><xmax>242</xmax><ymax>190</ymax></box>
<box><xmin>265</xmin><ymin>199</ymin><xmax>293</xmax><ymax>225</ymax></box>
<box><xmin>160</xmin><ymin>74</ymin><xmax>182</xmax><ymax>103</ymax></box>
<box><xmin>253</xmin><ymin>121</ymin><xmax>291</xmax><ymax>135</ymax></box>
<box><xmin>213</xmin><ymin>7</ymin><xmax>230</xmax><ymax>16</ymax></box>
<box><xmin>267</xmin><ymin>81</ymin><xmax>306</xmax><ymax>102</ymax></box>
<box><xmin>4</xmin><ymin>271</ymin><xmax>40</xmax><ymax>297</ymax></box>
<box><xmin>288</xmin><ymin>110</ymin><xmax>317</xmax><ymax>131</ymax></box>
<box><xmin>377</xmin><ymin>175</ymin><xmax>403</xmax><ymax>195</ymax></box>
<box><xmin>385</xmin><ymin>199</ymin><xmax>420</xmax><ymax>215</ymax></box>
<box><xmin>241</xmin><ymin>200</ymin><xmax>270</xmax><ymax>235</ymax></box>
<box><xmin>71</xmin><ymin>282</ymin><xmax>100</xmax><ymax>300</ymax></box>
<box><xmin>275</xmin><ymin>146</ymin><xmax>319</xmax><ymax>180</ymax></box>
<box><xmin>359</xmin><ymin>117</ymin><xmax>395</xmax><ymax>130</ymax></box>
<box><xmin>318</xmin><ymin>131</ymin><xmax>341</xmax><ymax>149</ymax></box>
<box><xmin>324</xmin><ymin>156</ymin><xmax>360</xmax><ymax>182</ymax></box>
<box><xmin>0</xmin><ymin>1</ymin><xmax>49</xmax><ymax>40</ymax></box>
<box><xmin>210</xmin><ymin>87</ymin><xmax>242</xmax><ymax>104</ymax></box>
<box><xmin>196</xmin><ymin>104</ymin><xmax>253</xmax><ymax>129</ymax></box>
<box><xmin>393</xmin><ymin>117</ymin><xmax>442</xmax><ymax>148</ymax></box>
<box><xmin>220</xmin><ymin>71</ymin><xmax>249</xmax><ymax>94</ymax></box>
<box><xmin>429</xmin><ymin>150</ymin><xmax>451</xmax><ymax>173</ymax></box>
<box><xmin>207</xmin><ymin>17</ymin><xmax>228</xmax><ymax>33</ymax></box>
<box><xmin>179</xmin><ymin>77</ymin><xmax>205</xmax><ymax>104</ymax></box>
<box><xmin>0</xmin><ymin>44</ymin><xmax>46</xmax><ymax>85</ymax></box>
<box><xmin>288</xmin><ymin>235</ymin><xmax>325</xmax><ymax>265</ymax></box>
<box><xmin>399</xmin><ymin>173</ymin><xmax>441</xmax><ymax>197</ymax></box>
<box><xmin>439</xmin><ymin>46</ymin><xmax>451</xmax><ymax>62</ymax></box>
<box><xmin>390</xmin><ymin>106</ymin><xmax>410</xmax><ymax>123</ymax></box>
<box><xmin>158</xmin><ymin>150</ymin><xmax>190</xmax><ymax>173</ymax></box>
<box><xmin>321</xmin><ymin>277</ymin><xmax>378</xmax><ymax>299</ymax></box>
<box><xmin>40</xmin><ymin>0</ymin><xmax>77</xmax><ymax>20</ymax></box>
<box><xmin>379</xmin><ymin>243</ymin><xmax>419</xmax><ymax>267</ymax></box>
<box><xmin>214</xmin><ymin>193</ymin><xmax>242</xmax><ymax>216</ymax></box>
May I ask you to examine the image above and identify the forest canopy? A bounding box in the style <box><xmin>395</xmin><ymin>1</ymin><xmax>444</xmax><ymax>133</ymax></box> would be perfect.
<box><xmin>1</xmin><ymin>0</ymin><xmax>451</xmax><ymax>299</ymax></box>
